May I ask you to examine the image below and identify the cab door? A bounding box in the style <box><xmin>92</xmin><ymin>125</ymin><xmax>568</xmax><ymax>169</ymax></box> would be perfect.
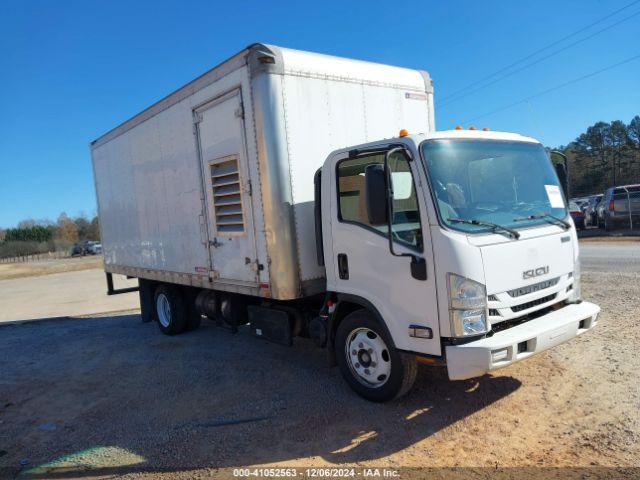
<box><xmin>194</xmin><ymin>89</ymin><xmax>259</xmax><ymax>284</ymax></box>
<box><xmin>326</xmin><ymin>147</ymin><xmax>441</xmax><ymax>356</ymax></box>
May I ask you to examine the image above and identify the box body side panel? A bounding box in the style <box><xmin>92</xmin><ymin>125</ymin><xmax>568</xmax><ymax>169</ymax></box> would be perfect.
<box><xmin>281</xmin><ymin>72</ymin><xmax>434</xmax><ymax>282</ymax></box>
<box><xmin>91</xmin><ymin>45</ymin><xmax>435</xmax><ymax>299</ymax></box>
<box><xmin>92</xmin><ymin>65</ymin><xmax>268</xmax><ymax>281</ymax></box>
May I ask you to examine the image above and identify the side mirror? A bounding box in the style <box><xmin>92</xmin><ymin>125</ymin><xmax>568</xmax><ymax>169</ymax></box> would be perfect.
<box><xmin>365</xmin><ymin>164</ymin><xmax>388</xmax><ymax>225</ymax></box>
<box><xmin>550</xmin><ymin>151</ymin><xmax>569</xmax><ymax>199</ymax></box>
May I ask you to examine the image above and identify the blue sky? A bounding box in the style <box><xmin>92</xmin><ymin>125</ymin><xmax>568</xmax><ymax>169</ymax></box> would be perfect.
<box><xmin>1</xmin><ymin>0</ymin><xmax>639</xmax><ymax>228</ymax></box>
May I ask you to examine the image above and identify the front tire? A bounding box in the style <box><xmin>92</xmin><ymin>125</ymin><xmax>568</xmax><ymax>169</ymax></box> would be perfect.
<box><xmin>335</xmin><ymin>309</ymin><xmax>417</xmax><ymax>402</ymax></box>
<box><xmin>154</xmin><ymin>285</ymin><xmax>188</xmax><ymax>335</ymax></box>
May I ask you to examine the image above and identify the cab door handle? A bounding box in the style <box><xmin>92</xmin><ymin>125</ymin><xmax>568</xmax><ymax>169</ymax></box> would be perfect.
<box><xmin>337</xmin><ymin>253</ymin><xmax>349</xmax><ymax>280</ymax></box>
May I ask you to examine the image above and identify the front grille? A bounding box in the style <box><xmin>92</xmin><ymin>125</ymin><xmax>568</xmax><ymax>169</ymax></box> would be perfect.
<box><xmin>491</xmin><ymin>305</ymin><xmax>558</xmax><ymax>333</ymax></box>
<box><xmin>511</xmin><ymin>293</ymin><xmax>557</xmax><ymax>312</ymax></box>
<box><xmin>507</xmin><ymin>277</ymin><xmax>559</xmax><ymax>297</ymax></box>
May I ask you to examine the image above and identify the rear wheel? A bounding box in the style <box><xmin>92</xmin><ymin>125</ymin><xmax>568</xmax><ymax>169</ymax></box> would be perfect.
<box><xmin>154</xmin><ymin>285</ymin><xmax>188</xmax><ymax>335</ymax></box>
<box><xmin>335</xmin><ymin>309</ymin><xmax>416</xmax><ymax>402</ymax></box>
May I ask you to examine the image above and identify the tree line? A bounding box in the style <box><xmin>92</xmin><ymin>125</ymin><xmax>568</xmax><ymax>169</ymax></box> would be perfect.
<box><xmin>558</xmin><ymin>115</ymin><xmax>640</xmax><ymax>197</ymax></box>
<box><xmin>0</xmin><ymin>213</ymin><xmax>100</xmax><ymax>259</ymax></box>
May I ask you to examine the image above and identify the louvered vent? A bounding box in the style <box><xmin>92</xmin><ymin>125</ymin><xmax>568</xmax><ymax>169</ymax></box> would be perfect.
<box><xmin>210</xmin><ymin>157</ymin><xmax>245</xmax><ymax>234</ymax></box>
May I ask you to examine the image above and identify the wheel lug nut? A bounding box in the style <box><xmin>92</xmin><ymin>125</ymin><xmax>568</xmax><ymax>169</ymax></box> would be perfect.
<box><xmin>355</xmin><ymin>363</ymin><xmax>360</xmax><ymax>368</ymax></box>
<box><xmin>364</xmin><ymin>369</ymin><xmax>370</xmax><ymax>375</ymax></box>
<box><xmin>371</xmin><ymin>362</ymin><xmax>377</xmax><ymax>367</ymax></box>
<box><xmin>358</xmin><ymin>343</ymin><xmax>363</xmax><ymax>349</ymax></box>
<box><xmin>368</xmin><ymin>348</ymin><xmax>373</xmax><ymax>354</ymax></box>
<box><xmin>351</xmin><ymin>350</ymin><xmax>357</xmax><ymax>355</ymax></box>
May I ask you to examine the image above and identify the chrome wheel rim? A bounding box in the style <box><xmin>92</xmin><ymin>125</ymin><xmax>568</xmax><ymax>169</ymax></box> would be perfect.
<box><xmin>156</xmin><ymin>293</ymin><xmax>172</xmax><ymax>328</ymax></box>
<box><xmin>345</xmin><ymin>327</ymin><xmax>391</xmax><ymax>387</ymax></box>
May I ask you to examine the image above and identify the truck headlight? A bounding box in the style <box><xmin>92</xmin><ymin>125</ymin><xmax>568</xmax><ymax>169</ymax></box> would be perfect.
<box><xmin>568</xmin><ymin>256</ymin><xmax>582</xmax><ymax>303</ymax></box>
<box><xmin>447</xmin><ymin>273</ymin><xmax>489</xmax><ymax>337</ymax></box>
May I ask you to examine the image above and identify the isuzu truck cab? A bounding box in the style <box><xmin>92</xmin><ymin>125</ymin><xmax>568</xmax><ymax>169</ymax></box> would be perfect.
<box><xmin>315</xmin><ymin>128</ymin><xmax>599</xmax><ymax>400</ymax></box>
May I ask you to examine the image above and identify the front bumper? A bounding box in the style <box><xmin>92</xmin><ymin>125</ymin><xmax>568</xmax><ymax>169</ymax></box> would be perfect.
<box><xmin>445</xmin><ymin>302</ymin><xmax>600</xmax><ymax>380</ymax></box>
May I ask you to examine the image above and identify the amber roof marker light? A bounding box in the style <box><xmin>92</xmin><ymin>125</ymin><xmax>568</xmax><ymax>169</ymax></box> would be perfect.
<box><xmin>482</xmin><ymin>127</ymin><xmax>490</xmax><ymax>131</ymax></box>
<box><xmin>454</xmin><ymin>125</ymin><xmax>463</xmax><ymax>130</ymax></box>
<box><xmin>399</xmin><ymin>129</ymin><xmax>409</xmax><ymax>137</ymax></box>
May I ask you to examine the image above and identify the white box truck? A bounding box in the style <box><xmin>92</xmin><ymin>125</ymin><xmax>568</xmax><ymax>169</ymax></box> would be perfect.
<box><xmin>91</xmin><ymin>44</ymin><xmax>600</xmax><ymax>401</ymax></box>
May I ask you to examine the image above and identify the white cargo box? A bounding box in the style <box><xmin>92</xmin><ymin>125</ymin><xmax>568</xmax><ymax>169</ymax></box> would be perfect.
<box><xmin>91</xmin><ymin>44</ymin><xmax>434</xmax><ymax>300</ymax></box>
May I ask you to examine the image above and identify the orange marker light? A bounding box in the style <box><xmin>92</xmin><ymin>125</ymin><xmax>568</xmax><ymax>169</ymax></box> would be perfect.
<box><xmin>455</xmin><ymin>125</ymin><xmax>463</xmax><ymax>130</ymax></box>
<box><xmin>399</xmin><ymin>129</ymin><xmax>409</xmax><ymax>137</ymax></box>
<box><xmin>469</xmin><ymin>126</ymin><xmax>477</xmax><ymax>130</ymax></box>
<box><xmin>482</xmin><ymin>127</ymin><xmax>489</xmax><ymax>131</ymax></box>
<box><xmin>416</xmin><ymin>356</ymin><xmax>438</xmax><ymax>365</ymax></box>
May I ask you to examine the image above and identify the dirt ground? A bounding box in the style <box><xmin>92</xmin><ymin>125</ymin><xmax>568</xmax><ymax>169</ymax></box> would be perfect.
<box><xmin>579</xmin><ymin>236</ymin><xmax>640</xmax><ymax>243</ymax></box>
<box><xmin>0</xmin><ymin>264</ymin><xmax>138</xmax><ymax>323</ymax></box>
<box><xmin>0</xmin><ymin>245</ymin><xmax>638</xmax><ymax>479</ymax></box>
<box><xmin>0</xmin><ymin>256</ymin><xmax>103</xmax><ymax>281</ymax></box>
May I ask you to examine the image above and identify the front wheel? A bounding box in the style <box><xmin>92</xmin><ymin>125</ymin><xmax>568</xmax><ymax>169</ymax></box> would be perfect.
<box><xmin>335</xmin><ymin>310</ymin><xmax>417</xmax><ymax>402</ymax></box>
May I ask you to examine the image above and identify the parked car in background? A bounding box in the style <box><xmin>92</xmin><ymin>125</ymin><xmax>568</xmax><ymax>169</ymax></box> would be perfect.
<box><xmin>599</xmin><ymin>184</ymin><xmax>640</xmax><ymax>231</ymax></box>
<box><xmin>569</xmin><ymin>201</ymin><xmax>586</xmax><ymax>230</ymax></box>
<box><xmin>584</xmin><ymin>194</ymin><xmax>602</xmax><ymax>227</ymax></box>
<box><xmin>70</xmin><ymin>241</ymin><xmax>102</xmax><ymax>256</ymax></box>
<box><xmin>571</xmin><ymin>197</ymin><xmax>590</xmax><ymax>212</ymax></box>
<box><xmin>70</xmin><ymin>243</ymin><xmax>85</xmax><ymax>257</ymax></box>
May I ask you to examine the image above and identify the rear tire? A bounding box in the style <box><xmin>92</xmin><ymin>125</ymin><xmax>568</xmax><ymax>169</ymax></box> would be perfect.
<box><xmin>154</xmin><ymin>285</ymin><xmax>188</xmax><ymax>335</ymax></box>
<box><xmin>335</xmin><ymin>309</ymin><xmax>417</xmax><ymax>402</ymax></box>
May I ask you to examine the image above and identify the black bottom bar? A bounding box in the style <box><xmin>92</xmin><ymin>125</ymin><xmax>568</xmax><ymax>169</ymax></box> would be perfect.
<box><xmin>106</xmin><ymin>272</ymin><xmax>140</xmax><ymax>296</ymax></box>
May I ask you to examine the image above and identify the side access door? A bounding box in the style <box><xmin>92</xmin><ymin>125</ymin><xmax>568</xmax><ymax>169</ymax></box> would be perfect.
<box><xmin>194</xmin><ymin>89</ymin><xmax>259</xmax><ymax>284</ymax></box>
<box><xmin>326</xmin><ymin>147</ymin><xmax>441</xmax><ymax>356</ymax></box>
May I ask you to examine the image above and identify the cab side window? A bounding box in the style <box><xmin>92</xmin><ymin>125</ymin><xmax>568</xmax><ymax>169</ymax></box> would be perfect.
<box><xmin>337</xmin><ymin>151</ymin><xmax>423</xmax><ymax>251</ymax></box>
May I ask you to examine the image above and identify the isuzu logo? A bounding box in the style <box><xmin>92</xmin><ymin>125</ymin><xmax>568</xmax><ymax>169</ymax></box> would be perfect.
<box><xmin>523</xmin><ymin>266</ymin><xmax>549</xmax><ymax>280</ymax></box>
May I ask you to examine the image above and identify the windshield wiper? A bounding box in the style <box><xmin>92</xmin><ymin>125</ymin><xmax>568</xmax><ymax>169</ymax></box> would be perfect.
<box><xmin>447</xmin><ymin>218</ymin><xmax>520</xmax><ymax>239</ymax></box>
<box><xmin>513</xmin><ymin>213</ymin><xmax>570</xmax><ymax>230</ymax></box>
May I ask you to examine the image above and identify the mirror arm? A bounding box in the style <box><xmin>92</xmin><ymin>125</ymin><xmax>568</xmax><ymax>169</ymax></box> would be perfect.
<box><xmin>383</xmin><ymin>147</ymin><xmax>427</xmax><ymax>281</ymax></box>
<box><xmin>384</xmin><ymin>148</ymin><xmax>410</xmax><ymax>259</ymax></box>
<box><xmin>550</xmin><ymin>150</ymin><xmax>570</xmax><ymax>200</ymax></box>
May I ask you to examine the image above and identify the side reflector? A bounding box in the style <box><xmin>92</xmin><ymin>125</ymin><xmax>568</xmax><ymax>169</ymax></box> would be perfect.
<box><xmin>409</xmin><ymin>325</ymin><xmax>433</xmax><ymax>339</ymax></box>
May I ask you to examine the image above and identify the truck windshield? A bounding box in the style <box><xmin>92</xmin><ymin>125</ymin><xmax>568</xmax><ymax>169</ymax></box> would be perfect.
<box><xmin>421</xmin><ymin>139</ymin><xmax>568</xmax><ymax>234</ymax></box>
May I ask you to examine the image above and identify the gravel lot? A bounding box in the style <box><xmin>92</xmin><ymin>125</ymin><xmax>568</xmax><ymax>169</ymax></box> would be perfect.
<box><xmin>0</xmin><ymin>242</ymin><xmax>638</xmax><ymax>479</ymax></box>
<box><xmin>0</xmin><ymin>267</ymin><xmax>138</xmax><ymax>323</ymax></box>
